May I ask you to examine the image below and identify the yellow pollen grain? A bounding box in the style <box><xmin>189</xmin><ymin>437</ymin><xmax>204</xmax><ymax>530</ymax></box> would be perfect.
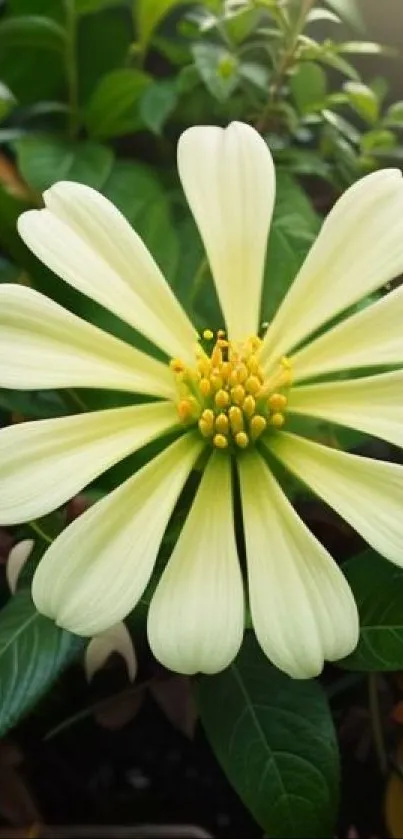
<box><xmin>213</xmin><ymin>433</ymin><xmax>228</xmax><ymax>449</ymax></box>
<box><xmin>229</xmin><ymin>406</ymin><xmax>244</xmax><ymax>434</ymax></box>
<box><xmin>215</xmin><ymin>388</ymin><xmax>230</xmax><ymax>409</ymax></box>
<box><xmin>231</xmin><ymin>384</ymin><xmax>245</xmax><ymax>405</ymax></box>
<box><xmin>245</xmin><ymin>375</ymin><xmax>261</xmax><ymax>395</ymax></box>
<box><xmin>236</xmin><ymin>363</ymin><xmax>248</xmax><ymax>383</ymax></box>
<box><xmin>271</xmin><ymin>412</ymin><xmax>285</xmax><ymax>428</ymax></box>
<box><xmin>203</xmin><ymin>329</ymin><xmax>214</xmax><ymax>340</ymax></box>
<box><xmin>200</xmin><ymin>377</ymin><xmax>211</xmax><ymax>397</ymax></box>
<box><xmin>215</xmin><ymin>413</ymin><xmax>229</xmax><ymax>434</ymax></box>
<box><xmin>235</xmin><ymin>431</ymin><xmax>249</xmax><ymax>449</ymax></box>
<box><xmin>250</xmin><ymin>414</ymin><xmax>267</xmax><ymax>440</ymax></box>
<box><xmin>269</xmin><ymin>392</ymin><xmax>287</xmax><ymax>411</ymax></box>
<box><xmin>217</xmin><ymin>329</ymin><xmax>226</xmax><ymax>339</ymax></box>
<box><xmin>243</xmin><ymin>395</ymin><xmax>256</xmax><ymax>417</ymax></box>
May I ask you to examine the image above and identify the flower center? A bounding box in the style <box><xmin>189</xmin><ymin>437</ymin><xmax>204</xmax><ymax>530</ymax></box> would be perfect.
<box><xmin>170</xmin><ymin>330</ymin><xmax>292</xmax><ymax>450</ymax></box>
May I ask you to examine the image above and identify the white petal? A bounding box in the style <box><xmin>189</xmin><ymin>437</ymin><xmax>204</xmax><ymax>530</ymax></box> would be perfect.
<box><xmin>261</xmin><ymin>168</ymin><xmax>403</xmax><ymax>365</ymax></box>
<box><xmin>85</xmin><ymin>622</ymin><xmax>137</xmax><ymax>682</ymax></box>
<box><xmin>18</xmin><ymin>182</ymin><xmax>197</xmax><ymax>361</ymax></box>
<box><xmin>268</xmin><ymin>432</ymin><xmax>403</xmax><ymax>567</ymax></box>
<box><xmin>238</xmin><ymin>452</ymin><xmax>358</xmax><ymax>678</ymax></box>
<box><xmin>288</xmin><ymin>369</ymin><xmax>403</xmax><ymax>448</ymax></box>
<box><xmin>148</xmin><ymin>452</ymin><xmax>244</xmax><ymax>675</ymax></box>
<box><xmin>6</xmin><ymin>539</ymin><xmax>35</xmax><ymax>594</ymax></box>
<box><xmin>178</xmin><ymin>121</ymin><xmax>275</xmax><ymax>340</ymax></box>
<box><xmin>291</xmin><ymin>281</ymin><xmax>403</xmax><ymax>382</ymax></box>
<box><xmin>0</xmin><ymin>401</ymin><xmax>178</xmax><ymax>526</ymax></box>
<box><xmin>32</xmin><ymin>433</ymin><xmax>204</xmax><ymax>636</ymax></box>
<box><xmin>0</xmin><ymin>284</ymin><xmax>174</xmax><ymax>397</ymax></box>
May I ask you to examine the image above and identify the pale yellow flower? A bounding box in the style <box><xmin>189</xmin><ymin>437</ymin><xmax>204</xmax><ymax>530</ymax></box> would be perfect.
<box><xmin>1</xmin><ymin>122</ymin><xmax>403</xmax><ymax>678</ymax></box>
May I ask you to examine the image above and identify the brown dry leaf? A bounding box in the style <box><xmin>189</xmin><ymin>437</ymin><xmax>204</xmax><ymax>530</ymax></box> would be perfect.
<box><xmin>0</xmin><ymin>740</ymin><xmax>42</xmax><ymax>827</ymax></box>
<box><xmin>0</xmin><ymin>153</ymin><xmax>31</xmax><ymax>199</ymax></box>
<box><xmin>149</xmin><ymin>675</ymin><xmax>198</xmax><ymax>740</ymax></box>
<box><xmin>95</xmin><ymin>686</ymin><xmax>145</xmax><ymax>730</ymax></box>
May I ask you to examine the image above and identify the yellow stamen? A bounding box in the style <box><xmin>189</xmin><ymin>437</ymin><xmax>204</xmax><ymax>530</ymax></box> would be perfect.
<box><xmin>243</xmin><ymin>395</ymin><xmax>256</xmax><ymax>417</ymax></box>
<box><xmin>235</xmin><ymin>431</ymin><xmax>249</xmax><ymax>449</ymax></box>
<box><xmin>170</xmin><ymin>358</ymin><xmax>185</xmax><ymax>374</ymax></box>
<box><xmin>269</xmin><ymin>392</ymin><xmax>287</xmax><ymax>412</ymax></box>
<box><xmin>215</xmin><ymin>388</ymin><xmax>230</xmax><ymax>409</ymax></box>
<box><xmin>210</xmin><ymin>373</ymin><xmax>223</xmax><ymax>391</ymax></box>
<box><xmin>171</xmin><ymin>331</ymin><xmax>292</xmax><ymax>447</ymax></box>
<box><xmin>213</xmin><ymin>433</ymin><xmax>228</xmax><ymax>449</ymax></box>
<box><xmin>215</xmin><ymin>413</ymin><xmax>229</xmax><ymax>434</ymax></box>
<box><xmin>200</xmin><ymin>377</ymin><xmax>211</xmax><ymax>397</ymax></box>
<box><xmin>250</xmin><ymin>414</ymin><xmax>267</xmax><ymax>440</ymax></box>
<box><xmin>229</xmin><ymin>406</ymin><xmax>244</xmax><ymax>434</ymax></box>
<box><xmin>231</xmin><ymin>385</ymin><xmax>245</xmax><ymax>405</ymax></box>
<box><xmin>199</xmin><ymin>418</ymin><xmax>214</xmax><ymax>438</ymax></box>
<box><xmin>245</xmin><ymin>375</ymin><xmax>261</xmax><ymax>395</ymax></box>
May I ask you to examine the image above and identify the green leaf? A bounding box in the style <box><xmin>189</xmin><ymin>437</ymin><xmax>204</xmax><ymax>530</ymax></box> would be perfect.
<box><xmin>383</xmin><ymin>101</ymin><xmax>403</xmax><ymax>128</ymax></box>
<box><xmin>290</xmin><ymin>61</ymin><xmax>327</xmax><ymax>114</ymax></box>
<box><xmin>0</xmin><ymin>15</ymin><xmax>66</xmax><ymax>51</ymax></box>
<box><xmin>0</xmin><ymin>81</ymin><xmax>17</xmax><ymax>122</ymax></box>
<box><xmin>14</xmin><ymin>135</ymin><xmax>114</xmax><ymax>191</ymax></box>
<box><xmin>344</xmin><ymin>81</ymin><xmax>379</xmax><ymax>124</ymax></box>
<box><xmin>340</xmin><ymin>41</ymin><xmax>390</xmax><ymax>56</ymax></box>
<box><xmin>77</xmin><ymin>7</ymin><xmax>132</xmax><ymax>103</ymax></box>
<box><xmin>139</xmin><ymin>79</ymin><xmax>178</xmax><ymax>135</ymax></box>
<box><xmin>75</xmin><ymin>0</ymin><xmax>124</xmax><ymax>13</ymax></box>
<box><xmin>136</xmin><ymin>0</ymin><xmax>188</xmax><ymax>53</ymax></box>
<box><xmin>192</xmin><ymin>42</ymin><xmax>239</xmax><ymax>102</ymax></box>
<box><xmin>341</xmin><ymin>550</ymin><xmax>403</xmax><ymax>671</ymax></box>
<box><xmin>84</xmin><ymin>69</ymin><xmax>151</xmax><ymax>139</ymax></box>
<box><xmin>322</xmin><ymin>108</ymin><xmax>361</xmax><ymax>143</ymax></box>
<box><xmin>0</xmin><ymin>590</ymin><xmax>82</xmax><ymax>735</ymax></box>
<box><xmin>197</xmin><ymin>635</ymin><xmax>339</xmax><ymax>839</ymax></box>
<box><xmin>324</xmin><ymin>0</ymin><xmax>364</xmax><ymax>30</ymax></box>
<box><xmin>261</xmin><ymin>173</ymin><xmax>319</xmax><ymax>324</ymax></box>
<box><xmin>360</xmin><ymin>128</ymin><xmax>397</xmax><ymax>153</ymax></box>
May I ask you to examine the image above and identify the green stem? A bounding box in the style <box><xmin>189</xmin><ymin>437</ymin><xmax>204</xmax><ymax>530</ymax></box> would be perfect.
<box><xmin>368</xmin><ymin>673</ymin><xmax>388</xmax><ymax>775</ymax></box>
<box><xmin>28</xmin><ymin>521</ymin><xmax>52</xmax><ymax>544</ymax></box>
<box><xmin>64</xmin><ymin>0</ymin><xmax>79</xmax><ymax>139</ymax></box>
<box><xmin>255</xmin><ymin>0</ymin><xmax>315</xmax><ymax>134</ymax></box>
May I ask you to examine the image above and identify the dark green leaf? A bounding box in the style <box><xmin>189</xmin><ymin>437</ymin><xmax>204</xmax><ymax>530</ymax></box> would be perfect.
<box><xmin>0</xmin><ymin>590</ymin><xmax>82</xmax><ymax>735</ymax></box>
<box><xmin>76</xmin><ymin>0</ymin><xmax>125</xmax><ymax>13</ymax></box>
<box><xmin>136</xmin><ymin>0</ymin><xmax>188</xmax><ymax>52</ymax></box>
<box><xmin>139</xmin><ymin>79</ymin><xmax>178</xmax><ymax>135</ymax></box>
<box><xmin>341</xmin><ymin>550</ymin><xmax>403</xmax><ymax>671</ymax></box>
<box><xmin>0</xmin><ymin>15</ymin><xmax>66</xmax><ymax>51</ymax></box>
<box><xmin>77</xmin><ymin>7</ymin><xmax>132</xmax><ymax>103</ymax></box>
<box><xmin>383</xmin><ymin>101</ymin><xmax>403</xmax><ymax>128</ymax></box>
<box><xmin>323</xmin><ymin>0</ymin><xmax>364</xmax><ymax>30</ymax></box>
<box><xmin>261</xmin><ymin>173</ymin><xmax>319</xmax><ymax>324</ymax></box>
<box><xmin>197</xmin><ymin>634</ymin><xmax>339</xmax><ymax>838</ymax></box>
<box><xmin>344</xmin><ymin>81</ymin><xmax>379</xmax><ymax>124</ymax></box>
<box><xmin>84</xmin><ymin>69</ymin><xmax>150</xmax><ymax>139</ymax></box>
<box><xmin>14</xmin><ymin>135</ymin><xmax>114</xmax><ymax>191</ymax></box>
<box><xmin>0</xmin><ymin>81</ymin><xmax>17</xmax><ymax>122</ymax></box>
<box><xmin>192</xmin><ymin>42</ymin><xmax>239</xmax><ymax>101</ymax></box>
<box><xmin>290</xmin><ymin>61</ymin><xmax>327</xmax><ymax>114</ymax></box>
